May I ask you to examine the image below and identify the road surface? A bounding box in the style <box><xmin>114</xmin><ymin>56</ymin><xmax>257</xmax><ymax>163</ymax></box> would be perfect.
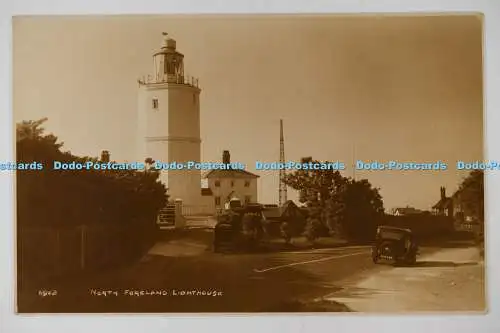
<box><xmin>321</xmin><ymin>245</ymin><xmax>485</xmax><ymax>312</ymax></box>
<box><xmin>17</xmin><ymin>240</ymin><xmax>483</xmax><ymax>313</ymax></box>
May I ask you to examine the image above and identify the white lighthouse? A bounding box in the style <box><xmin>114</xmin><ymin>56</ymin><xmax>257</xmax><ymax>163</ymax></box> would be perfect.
<box><xmin>137</xmin><ymin>33</ymin><xmax>202</xmax><ymax>206</ymax></box>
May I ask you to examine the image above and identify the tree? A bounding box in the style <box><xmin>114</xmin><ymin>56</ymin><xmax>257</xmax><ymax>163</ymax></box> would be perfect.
<box><xmin>283</xmin><ymin>157</ymin><xmax>384</xmax><ymax>242</ymax></box>
<box><xmin>332</xmin><ymin>178</ymin><xmax>385</xmax><ymax>241</ymax></box>
<box><xmin>16</xmin><ymin>118</ymin><xmax>49</xmax><ymax>141</ymax></box>
<box><xmin>16</xmin><ymin>118</ymin><xmax>171</xmax><ymax>278</ymax></box>
<box><xmin>457</xmin><ymin>170</ymin><xmax>484</xmax><ymax>224</ymax></box>
<box><xmin>283</xmin><ymin>157</ymin><xmax>345</xmax><ymax>241</ymax></box>
<box><xmin>16</xmin><ymin>118</ymin><xmax>168</xmax><ymax>228</ymax></box>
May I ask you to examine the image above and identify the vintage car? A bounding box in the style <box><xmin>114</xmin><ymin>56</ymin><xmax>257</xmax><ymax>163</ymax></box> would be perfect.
<box><xmin>371</xmin><ymin>225</ymin><xmax>419</xmax><ymax>266</ymax></box>
<box><xmin>224</xmin><ymin>197</ymin><xmax>243</xmax><ymax>211</ymax></box>
<box><xmin>213</xmin><ymin>203</ymin><xmax>267</xmax><ymax>252</ymax></box>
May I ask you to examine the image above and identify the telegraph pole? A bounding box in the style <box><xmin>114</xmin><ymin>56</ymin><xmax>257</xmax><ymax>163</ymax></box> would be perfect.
<box><xmin>279</xmin><ymin>119</ymin><xmax>287</xmax><ymax>206</ymax></box>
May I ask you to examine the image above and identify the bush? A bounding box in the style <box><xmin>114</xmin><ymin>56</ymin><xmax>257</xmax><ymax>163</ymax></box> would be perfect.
<box><xmin>283</xmin><ymin>161</ymin><xmax>384</xmax><ymax>243</ymax></box>
<box><xmin>303</xmin><ymin>217</ymin><xmax>323</xmax><ymax>243</ymax></box>
<box><xmin>16</xmin><ymin>121</ymin><xmax>167</xmax><ymax>228</ymax></box>
<box><xmin>16</xmin><ymin>119</ymin><xmax>168</xmax><ymax>273</ymax></box>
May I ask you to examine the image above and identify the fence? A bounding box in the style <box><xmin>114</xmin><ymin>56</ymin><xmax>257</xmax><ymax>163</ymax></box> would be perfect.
<box><xmin>455</xmin><ymin>221</ymin><xmax>482</xmax><ymax>233</ymax></box>
<box><xmin>138</xmin><ymin>73</ymin><xmax>199</xmax><ymax>88</ymax></box>
<box><xmin>181</xmin><ymin>204</ymin><xmax>215</xmax><ymax>216</ymax></box>
<box><xmin>17</xmin><ymin>222</ymin><xmax>155</xmax><ymax>291</ymax></box>
<box><xmin>157</xmin><ymin>204</ymin><xmax>176</xmax><ymax>225</ymax></box>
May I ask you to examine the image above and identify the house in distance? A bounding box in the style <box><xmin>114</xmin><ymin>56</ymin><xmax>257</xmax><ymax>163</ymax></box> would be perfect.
<box><xmin>391</xmin><ymin>206</ymin><xmax>423</xmax><ymax>216</ymax></box>
<box><xmin>204</xmin><ymin>150</ymin><xmax>259</xmax><ymax>210</ymax></box>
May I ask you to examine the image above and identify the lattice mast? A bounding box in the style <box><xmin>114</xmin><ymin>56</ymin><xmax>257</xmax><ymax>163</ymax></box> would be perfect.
<box><xmin>279</xmin><ymin>119</ymin><xmax>287</xmax><ymax>206</ymax></box>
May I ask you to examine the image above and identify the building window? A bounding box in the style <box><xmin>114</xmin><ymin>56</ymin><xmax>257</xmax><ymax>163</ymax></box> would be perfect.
<box><xmin>214</xmin><ymin>180</ymin><xmax>220</xmax><ymax>187</ymax></box>
<box><xmin>231</xmin><ymin>180</ymin><xmax>235</xmax><ymax>187</ymax></box>
<box><xmin>244</xmin><ymin>180</ymin><xmax>250</xmax><ymax>187</ymax></box>
<box><xmin>193</xmin><ymin>93</ymin><xmax>196</xmax><ymax>104</ymax></box>
<box><xmin>215</xmin><ymin>196</ymin><xmax>221</xmax><ymax>206</ymax></box>
<box><xmin>245</xmin><ymin>196</ymin><xmax>251</xmax><ymax>204</ymax></box>
<box><xmin>152</xmin><ymin>98</ymin><xmax>159</xmax><ymax>109</ymax></box>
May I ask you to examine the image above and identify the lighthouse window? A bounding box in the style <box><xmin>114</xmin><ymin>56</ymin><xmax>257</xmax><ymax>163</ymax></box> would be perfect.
<box><xmin>152</xmin><ymin>98</ymin><xmax>158</xmax><ymax>109</ymax></box>
<box><xmin>214</xmin><ymin>180</ymin><xmax>220</xmax><ymax>187</ymax></box>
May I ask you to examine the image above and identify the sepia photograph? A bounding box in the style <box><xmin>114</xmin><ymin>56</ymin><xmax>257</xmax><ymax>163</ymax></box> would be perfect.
<box><xmin>13</xmin><ymin>13</ymin><xmax>485</xmax><ymax>313</ymax></box>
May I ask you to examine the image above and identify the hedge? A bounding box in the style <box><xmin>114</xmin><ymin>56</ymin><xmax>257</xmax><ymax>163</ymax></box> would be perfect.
<box><xmin>16</xmin><ymin>121</ymin><xmax>168</xmax><ymax>285</ymax></box>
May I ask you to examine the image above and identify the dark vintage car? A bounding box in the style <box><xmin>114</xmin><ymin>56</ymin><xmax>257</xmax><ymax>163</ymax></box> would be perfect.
<box><xmin>213</xmin><ymin>203</ymin><xmax>267</xmax><ymax>252</ymax></box>
<box><xmin>371</xmin><ymin>225</ymin><xmax>419</xmax><ymax>266</ymax></box>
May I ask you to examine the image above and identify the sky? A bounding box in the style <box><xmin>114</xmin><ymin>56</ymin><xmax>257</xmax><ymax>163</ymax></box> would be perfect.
<box><xmin>13</xmin><ymin>14</ymin><xmax>484</xmax><ymax>211</ymax></box>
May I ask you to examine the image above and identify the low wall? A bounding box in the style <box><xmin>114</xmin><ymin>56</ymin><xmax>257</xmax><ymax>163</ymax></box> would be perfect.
<box><xmin>182</xmin><ymin>204</ymin><xmax>215</xmax><ymax>216</ymax></box>
<box><xmin>182</xmin><ymin>196</ymin><xmax>216</xmax><ymax>216</ymax></box>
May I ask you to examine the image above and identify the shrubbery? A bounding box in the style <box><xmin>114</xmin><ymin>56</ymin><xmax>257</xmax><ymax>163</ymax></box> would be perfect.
<box><xmin>382</xmin><ymin>214</ymin><xmax>454</xmax><ymax>239</ymax></box>
<box><xmin>16</xmin><ymin>119</ymin><xmax>167</xmax><ymax>228</ymax></box>
<box><xmin>16</xmin><ymin>119</ymin><xmax>168</xmax><ymax>279</ymax></box>
<box><xmin>283</xmin><ymin>157</ymin><xmax>384</xmax><ymax>243</ymax></box>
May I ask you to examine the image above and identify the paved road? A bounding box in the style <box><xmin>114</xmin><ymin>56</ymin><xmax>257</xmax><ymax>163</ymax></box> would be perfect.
<box><xmin>324</xmin><ymin>246</ymin><xmax>485</xmax><ymax>312</ymax></box>
<box><xmin>17</xmin><ymin>243</ymin><xmax>464</xmax><ymax>313</ymax></box>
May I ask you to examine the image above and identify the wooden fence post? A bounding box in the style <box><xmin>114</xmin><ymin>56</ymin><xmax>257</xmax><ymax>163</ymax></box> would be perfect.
<box><xmin>80</xmin><ymin>225</ymin><xmax>86</xmax><ymax>270</ymax></box>
<box><xmin>19</xmin><ymin>229</ymin><xmax>24</xmax><ymax>292</ymax></box>
<box><xmin>55</xmin><ymin>228</ymin><xmax>61</xmax><ymax>276</ymax></box>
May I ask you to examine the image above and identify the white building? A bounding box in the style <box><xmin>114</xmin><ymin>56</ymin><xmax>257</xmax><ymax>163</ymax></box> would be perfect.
<box><xmin>137</xmin><ymin>33</ymin><xmax>202</xmax><ymax>206</ymax></box>
<box><xmin>205</xmin><ymin>150</ymin><xmax>259</xmax><ymax>210</ymax></box>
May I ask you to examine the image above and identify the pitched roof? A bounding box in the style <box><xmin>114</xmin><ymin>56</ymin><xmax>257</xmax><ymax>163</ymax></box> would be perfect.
<box><xmin>393</xmin><ymin>207</ymin><xmax>421</xmax><ymax>215</ymax></box>
<box><xmin>432</xmin><ymin>197</ymin><xmax>453</xmax><ymax>209</ymax></box>
<box><xmin>204</xmin><ymin>169</ymin><xmax>259</xmax><ymax>179</ymax></box>
<box><xmin>262</xmin><ymin>200</ymin><xmax>302</xmax><ymax>219</ymax></box>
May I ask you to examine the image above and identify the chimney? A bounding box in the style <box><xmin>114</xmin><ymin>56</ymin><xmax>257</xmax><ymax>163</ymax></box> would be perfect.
<box><xmin>222</xmin><ymin>150</ymin><xmax>230</xmax><ymax>164</ymax></box>
<box><xmin>101</xmin><ymin>150</ymin><xmax>110</xmax><ymax>163</ymax></box>
<box><xmin>440</xmin><ymin>186</ymin><xmax>446</xmax><ymax>200</ymax></box>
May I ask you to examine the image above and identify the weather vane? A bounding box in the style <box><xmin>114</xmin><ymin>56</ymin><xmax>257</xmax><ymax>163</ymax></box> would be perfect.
<box><xmin>162</xmin><ymin>32</ymin><xmax>168</xmax><ymax>36</ymax></box>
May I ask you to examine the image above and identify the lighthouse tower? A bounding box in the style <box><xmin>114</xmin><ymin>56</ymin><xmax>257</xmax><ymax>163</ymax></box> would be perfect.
<box><xmin>137</xmin><ymin>33</ymin><xmax>202</xmax><ymax>205</ymax></box>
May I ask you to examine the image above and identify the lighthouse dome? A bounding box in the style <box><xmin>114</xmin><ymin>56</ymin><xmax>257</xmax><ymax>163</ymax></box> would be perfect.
<box><xmin>161</xmin><ymin>33</ymin><xmax>176</xmax><ymax>50</ymax></box>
